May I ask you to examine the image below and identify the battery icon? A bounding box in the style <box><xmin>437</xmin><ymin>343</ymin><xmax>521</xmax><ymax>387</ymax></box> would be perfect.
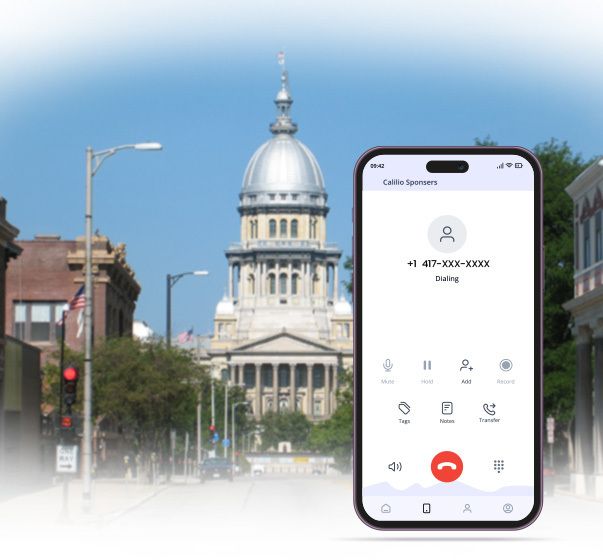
<box><xmin>514</xmin><ymin>162</ymin><xmax>523</xmax><ymax>168</ymax></box>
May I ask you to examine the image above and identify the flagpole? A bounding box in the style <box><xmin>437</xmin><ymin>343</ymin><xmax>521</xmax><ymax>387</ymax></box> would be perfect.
<box><xmin>58</xmin><ymin>309</ymin><xmax>66</xmax><ymax>422</ymax></box>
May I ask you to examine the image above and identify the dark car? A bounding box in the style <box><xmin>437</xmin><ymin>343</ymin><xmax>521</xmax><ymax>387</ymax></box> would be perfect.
<box><xmin>200</xmin><ymin>458</ymin><xmax>233</xmax><ymax>483</ymax></box>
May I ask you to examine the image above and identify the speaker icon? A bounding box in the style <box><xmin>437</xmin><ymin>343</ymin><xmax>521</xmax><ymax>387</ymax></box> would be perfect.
<box><xmin>388</xmin><ymin>461</ymin><xmax>403</xmax><ymax>472</ymax></box>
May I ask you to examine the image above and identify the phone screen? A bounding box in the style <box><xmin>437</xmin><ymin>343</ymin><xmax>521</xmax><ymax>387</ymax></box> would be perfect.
<box><xmin>354</xmin><ymin>148</ymin><xmax>542</xmax><ymax>528</ymax></box>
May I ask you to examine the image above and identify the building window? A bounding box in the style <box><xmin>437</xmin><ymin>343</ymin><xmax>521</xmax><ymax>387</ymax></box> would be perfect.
<box><xmin>596</xmin><ymin>211</ymin><xmax>602</xmax><ymax>262</ymax></box>
<box><xmin>279</xmin><ymin>273</ymin><xmax>287</xmax><ymax>295</ymax></box>
<box><xmin>248</xmin><ymin>274</ymin><xmax>255</xmax><ymax>296</ymax></box>
<box><xmin>280</xmin><ymin>219</ymin><xmax>287</xmax><ymax>237</ymax></box>
<box><xmin>584</xmin><ymin>218</ymin><xmax>592</xmax><ymax>269</ymax></box>
<box><xmin>278</xmin><ymin>365</ymin><xmax>290</xmax><ymax>387</ymax></box>
<box><xmin>291</xmin><ymin>274</ymin><xmax>299</xmax><ymax>295</ymax></box>
<box><xmin>268</xmin><ymin>273</ymin><xmax>276</xmax><ymax>295</ymax></box>
<box><xmin>269</xmin><ymin>219</ymin><xmax>277</xmax><ymax>238</ymax></box>
<box><xmin>280</xmin><ymin>194</ymin><xmax>287</xmax><ymax>200</ymax></box>
<box><xmin>244</xmin><ymin>365</ymin><xmax>256</xmax><ymax>388</ymax></box>
<box><xmin>312</xmin><ymin>365</ymin><xmax>325</xmax><ymax>388</ymax></box>
<box><xmin>13</xmin><ymin>301</ymin><xmax>67</xmax><ymax>343</ymax></box>
<box><xmin>310</xmin><ymin>218</ymin><xmax>317</xmax><ymax>239</ymax></box>
<box><xmin>344</xmin><ymin>323</ymin><xmax>351</xmax><ymax>338</ymax></box>
<box><xmin>291</xmin><ymin>219</ymin><xmax>298</xmax><ymax>238</ymax></box>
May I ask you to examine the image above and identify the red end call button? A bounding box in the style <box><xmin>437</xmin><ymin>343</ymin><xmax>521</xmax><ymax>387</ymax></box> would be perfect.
<box><xmin>431</xmin><ymin>451</ymin><xmax>463</xmax><ymax>483</ymax></box>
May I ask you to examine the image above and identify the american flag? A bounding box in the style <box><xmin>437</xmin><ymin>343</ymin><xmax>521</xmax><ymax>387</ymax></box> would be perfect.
<box><xmin>177</xmin><ymin>327</ymin><xmax>194</xmax><ymax>344</ymax></box>
<box><xmin>69</xmin><ymin>285</ymin><xmax>86</xmax><ymax>310</ymax></box>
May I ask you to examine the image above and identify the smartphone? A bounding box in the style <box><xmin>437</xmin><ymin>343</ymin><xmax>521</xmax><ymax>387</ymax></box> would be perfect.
<box><xmin>353</xmin><ymin>147</ymin><xmax>543</xmax><ymax>530</ymax></box>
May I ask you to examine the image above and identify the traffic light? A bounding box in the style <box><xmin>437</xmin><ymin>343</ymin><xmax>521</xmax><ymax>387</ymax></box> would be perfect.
<box><xmin>62</xmin><ymin>366</ymin><xmax>79</xmax><ymax>409</ymax></box>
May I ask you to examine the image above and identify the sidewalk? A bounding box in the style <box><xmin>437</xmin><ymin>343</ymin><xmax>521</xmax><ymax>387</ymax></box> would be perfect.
<box><xmin>0</xmin><ymin>478</ymin><xmax>166</xmax><ymax>528</ymax></box>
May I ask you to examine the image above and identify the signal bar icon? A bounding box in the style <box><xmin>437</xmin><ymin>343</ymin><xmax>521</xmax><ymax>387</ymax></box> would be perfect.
<box><xmin>497</xmin><ymin>162</ymin><xmax>504</xmax><ymax>169</ymax></box>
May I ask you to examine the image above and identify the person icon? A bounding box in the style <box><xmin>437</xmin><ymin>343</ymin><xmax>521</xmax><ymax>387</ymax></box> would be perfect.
<box><xmin>459</xmin><ymin>359</ymin><xmax>473</xmax><ymax>372</ymax></box>
<box><xmin>440</xmin><ymin>225</ymin><xmax>455</xmax><ymax>243</ymax></box>
<box><xmin>463</xmin><ymin>504</ymin><xmax>472</xmax><ymax>513</ymax></box>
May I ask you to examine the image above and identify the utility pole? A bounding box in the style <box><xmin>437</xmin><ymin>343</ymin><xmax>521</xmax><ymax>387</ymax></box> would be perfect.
<box><xmin>196</xmin><ymin>393</ymin><xmax>202</xmax><ymax>469</ymax></box>
<box><xmin>224</xmin><ymin>380</ymin><xmax>229</xmax><ymax>458</ymax></box>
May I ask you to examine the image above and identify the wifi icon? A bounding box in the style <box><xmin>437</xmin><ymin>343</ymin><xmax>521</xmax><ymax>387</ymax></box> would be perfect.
<box><xmin>505</xmin><ymin>162</ymin><xmax>513</xmax><ymax>168</ymax></box>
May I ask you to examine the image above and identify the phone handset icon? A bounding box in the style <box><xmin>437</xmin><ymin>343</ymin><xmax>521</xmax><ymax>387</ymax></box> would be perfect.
<box><xmin>431</xmin><ymin>451</ymin><xmax>463</xmax><ymax>482</ymax></box>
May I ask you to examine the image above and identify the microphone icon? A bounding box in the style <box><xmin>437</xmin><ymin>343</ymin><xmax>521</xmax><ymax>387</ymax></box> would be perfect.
<box><xmin>383</xmin><ymin>359</ymin><xmax>393</xmax><ymax>372</ymax></box>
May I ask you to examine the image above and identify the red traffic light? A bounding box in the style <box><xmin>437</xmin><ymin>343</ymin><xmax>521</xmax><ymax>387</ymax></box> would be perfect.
<box><xmin>61</xmin><ymin>416</ymin><xmax>73</xmax><ymax>428</ymax></box>
<box><xmin>209</xmin><ymin>424</ymin><xmax>216</xmax><ymax>432</ymax></box>
<box><xmin>63</xmin><ymin>367</ymin><xmax>78</xmax><ymax>381</ymax></box>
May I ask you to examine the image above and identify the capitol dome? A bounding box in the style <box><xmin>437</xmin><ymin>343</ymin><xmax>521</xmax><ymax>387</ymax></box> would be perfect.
<box><xmin>242</xmin><ymin>135</ymin><xmax>324</xmax><ymax>195</ymax></box>
<box><xmin>239</xmin><ymin>63</ymin><xmax>327</xmax><ymax>210</ymax></box>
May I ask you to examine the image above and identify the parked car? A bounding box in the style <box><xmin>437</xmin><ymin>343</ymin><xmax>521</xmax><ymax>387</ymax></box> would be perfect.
<box><xmin>251</xmin><ymin>464</ymin><xmax>265</xmax><ymax>477</ymax></box>
<box><xmin>199</xmin><ymin>458</ymin><xmax>233</xmax><ymax>483</ymax></box>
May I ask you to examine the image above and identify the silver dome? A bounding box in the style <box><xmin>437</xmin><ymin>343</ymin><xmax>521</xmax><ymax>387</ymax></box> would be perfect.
<box><xmin>239</xmin><ymin>60</ymin><xmax>328</xmax><ymax>211</ymax></box>
<box><xmin>242</xmin><ymin>133</ymin><xmax>325</xmax><ymax>195</ymax></box>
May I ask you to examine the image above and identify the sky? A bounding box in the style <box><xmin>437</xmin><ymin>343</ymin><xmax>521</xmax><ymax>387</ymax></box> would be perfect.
<box><xmin>1</xmin><ymin>0</ymin><xmax>602</xmax><ymax>336</ymax></box>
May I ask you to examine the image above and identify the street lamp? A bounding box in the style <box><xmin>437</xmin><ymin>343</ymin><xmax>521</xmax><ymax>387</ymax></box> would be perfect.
<box><xmin>231</xmin><ymin>401</ymin><xmax>249</xmax><ymax>477</ymax></box>
<box><xmin>166</xmin><ymin>270</ymin><xmax>209</xmax><ymax>347</ymax></box>
<box><xmin>82</xmin><ymin>141</ymin><xmax>162</xmax><ymax>512</ymax></box>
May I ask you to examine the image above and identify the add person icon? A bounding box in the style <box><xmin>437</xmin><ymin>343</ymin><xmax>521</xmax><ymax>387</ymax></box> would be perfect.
<box><xmin>459</xmin><ymin>359</ymin><xmax>473</xmax><ymax>372</ymax></box>
<box><xmin>440</xmin><ymin>225</ymin><xmax>455</xmax><ymax>243</ymax></box>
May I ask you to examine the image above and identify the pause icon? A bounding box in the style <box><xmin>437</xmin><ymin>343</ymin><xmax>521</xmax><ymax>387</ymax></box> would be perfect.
<box><xmin>423</xmin><ymin>360</ymin><xmax>432</xmax><ymax>370</ymax></box>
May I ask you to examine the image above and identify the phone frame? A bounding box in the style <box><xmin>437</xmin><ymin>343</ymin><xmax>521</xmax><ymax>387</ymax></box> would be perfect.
<box><xmin>352</xmin><ymin>146</ymin><xmax>543</xmax><ymax>530</ymax></box>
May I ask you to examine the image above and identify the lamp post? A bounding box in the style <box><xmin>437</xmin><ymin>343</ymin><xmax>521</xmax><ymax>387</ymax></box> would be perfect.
<box><xmin>231</xmin><ymin>401</ymin><xmax>249</xmax><ymax>477</ymax></box>
<box><xmin>166</xmin><ymin>271</ymin><xmax>208</xmax><ymax>347</ymax></box>
<box><xmin>83</xmin><ymin>142</ymin><xmax>162</xmax><ymax>512</ymax></box>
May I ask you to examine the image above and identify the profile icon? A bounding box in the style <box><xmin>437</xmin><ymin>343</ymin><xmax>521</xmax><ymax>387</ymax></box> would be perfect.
<box><xmin>440</xmin><ymin>226</ymin><xmax>455</xmax><ymax>243</ymax></box>
<box><xmin>428</xmin><ymin>215</ymin><xmax>466</xmax><ymax>253</ymax></box>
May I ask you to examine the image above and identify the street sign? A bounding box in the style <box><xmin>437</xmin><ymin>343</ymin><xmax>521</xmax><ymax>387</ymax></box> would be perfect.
<box><xmin>56</xmin><ymin>444</ymin><xmax>78</xmax><ymax>474</ymax></box>
<box><xmin>223</xmin><ymin>438</ymin><xmax>230</xmax><ymax>448</ymax></box>
<box><xmin>212</xmin><ymin>432</ymin><xmax>220</xmax><ymax>442</ymax></box>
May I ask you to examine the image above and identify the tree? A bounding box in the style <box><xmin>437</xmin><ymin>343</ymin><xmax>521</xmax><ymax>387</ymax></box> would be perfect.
<box><xmin>308</xmin><ymin>369</ymin><xmax>353</xmax><ymax>472</ymax></box>
<box><xmin>534</xmin><ymin>139</ymin><xmax>594</xmax><ymax>426</ymax></box>
<box><xmin>343</xmin><ymin>255</ymin><xmax>353</xmax><ymax>297</ymax></box>
<box><xmin>259</xmin><ymin>410</ymin><xmax>312</xmax><ymax>451</ymax></box>
<box><xmin>92</xmin><ymin>337</ymin><xmax>207</xmax><ymax>461</ymax></box>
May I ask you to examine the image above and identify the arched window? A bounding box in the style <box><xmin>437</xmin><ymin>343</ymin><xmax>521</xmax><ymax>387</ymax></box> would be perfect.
<box><xmin>310</xmin><ymin>218</ymin><xmax>317</xmax><ymax>239</ymax></box>
<box><xmin>280</xmin><ymin>219</ymin><xmax>287</xmax><ymax>237</ymax></box>
<box><xmin>279</xmin><ymin>273</ymin><xmax>287</xmax><ymax>295</ymax></box>
<box><xmin>291</xmin><ymin>219</ymin><xmax>298</xmax><ymax>238</ymax></box>
<box><xmin>248</xmin><ymin>274</ymin><xmax>255</xmax><ymax>295</ymax></box>
<box><xmin>268</xmin><ymin>273</ymin><xmax>276</xmax><ymax>295</ymax></box>
<box><xmin>291</xmin><ymin>274</ymin><xmax>299</xmax><ymax>295</ymax></box>
<box><xmin>269</xmin><ymin>219</ymin><xmax>277</xmax><ymax>238</ymax></box>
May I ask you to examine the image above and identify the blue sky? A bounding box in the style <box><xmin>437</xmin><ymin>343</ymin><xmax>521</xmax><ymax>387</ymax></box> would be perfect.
<box><xmin>1</xmin><ymin>1</ymin><xmax>602</xmax><ymax>336</ymax></box>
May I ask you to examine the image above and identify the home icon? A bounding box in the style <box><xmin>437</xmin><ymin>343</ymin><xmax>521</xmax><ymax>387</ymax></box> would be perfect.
<box><xmin>380</xmin><ymin>503</ymin><xmax>391</xmax><ymax>514</ymax></box>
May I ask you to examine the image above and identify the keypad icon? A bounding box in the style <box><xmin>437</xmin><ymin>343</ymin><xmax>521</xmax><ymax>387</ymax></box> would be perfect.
<box><xmin>493</xmin><ymin>459</ymin><xmax>505</xmax><ymax>473</ymax></box>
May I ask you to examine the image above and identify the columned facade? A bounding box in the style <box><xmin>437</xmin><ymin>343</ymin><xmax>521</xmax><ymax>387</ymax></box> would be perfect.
<box><xmin>224</xmin><ymin>356</ymin><xmax>338</xmax><ymax>420</ymax></box>
<box><xmin>564</xmin><ymin>160</ymin><xmax>603</xmax><ymax>497</ymax></box>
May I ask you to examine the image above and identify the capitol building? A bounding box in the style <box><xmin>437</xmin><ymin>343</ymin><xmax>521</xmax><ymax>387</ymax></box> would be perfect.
<box><xmin>207</xmin><ymin>61</ymin><xmax>353</xmax><ymax>420</ymax></box>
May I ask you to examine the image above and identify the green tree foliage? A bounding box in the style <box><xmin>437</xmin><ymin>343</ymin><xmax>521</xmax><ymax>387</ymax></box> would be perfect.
<box><xmin>92</xmin><ymin>337</ymin><xmax>206</xmax><ymax>454</ymax></box>
<box><xmin>308</xmin><ymin>369</ymin><xmax>353</xmax><ymax>472</ymax></box>
<box><xmin>259</xmin><ymin>410</ymin><xmax>312</xmax><ymax>451</ymax></box>
<box><xmin>343</xmin><ymin>255</ymin><xmax>353</xmax><ymax>297</ymax></box>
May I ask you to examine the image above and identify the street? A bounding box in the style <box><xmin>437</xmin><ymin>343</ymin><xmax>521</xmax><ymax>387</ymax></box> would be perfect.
<box><xmin>0</xmin><ymin>476</ymin><xmax>601</xmax><ymax>559</ymax></box>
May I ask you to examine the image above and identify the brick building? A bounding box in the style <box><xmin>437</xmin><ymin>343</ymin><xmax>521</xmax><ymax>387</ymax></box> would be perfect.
<box><xmin>5</xmin><ymin>234</ymin><xmax>140</xmax><ymax>363</ymax></box>
<box><xmin>0</xmin><ymin>198</ymin><xmax>43</xmax><ymax>480</ymax></box>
